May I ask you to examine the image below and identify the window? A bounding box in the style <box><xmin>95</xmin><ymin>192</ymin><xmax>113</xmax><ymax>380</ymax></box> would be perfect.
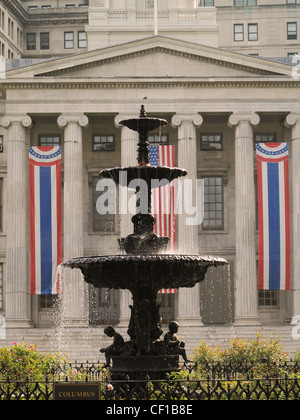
<box><xmin>40</xmin><ymin>294</ymin><xmax>59</xmax><ymax>309</ymax></box>
<box><xmin>0</xmin><ymin>136</ymin><xmax>3</xmax><ymax>153</ymax></box>
<box><xmin>258</xmin><ymin>290</ymin><xmax>278</xmax><ymax>308</ymax></box>
<box><xmin>255</xmin><ymin>133</ymin><xmax>277</xmax><ymax>144</ymax></box>
<box><xmin>234</xmin><ymin>0</ymin><xmax>257</xmax><ymax>5</ymax></box>
<box><xmin>78</xmin><ymin>31</ymin><xmax>87</xmax><ymax>48</ymax></box>
<box><xmin>92</xmin><ymin>177</ymin><xmax>115</xmax><ymax>232</ymax></box>
<box><xmin>248</xmin><ymin>23</ymin><xmax>258</xmax><ymax>41</ymax></box>
<box><xmin>39</xmin><ymin>135</ymin><xmax>60</xmax><ymax>147</ymax></box>
<box><xmin>198</xmin><ymin>0</ymin><xmax>215</xmax><ymax>5</ymax></box>
<box><xmin>64</xmin><ymin>32</ymin><xmax>74</xmax><ymax>49</ymax></box>
<box><xmin>40</xmin><ymin>32</ymin><xmax>50</xmax><ymax>50</ymax></box>
<box><xmin>93</xmin><ymin>135</ymin><xmax>115</xmax><ymax>151</ymax></box>
<box><xmin>234</xmin><ymin>24</ymin><xmax>244</xmax><ymax>42</ymax></box>
<box><xmin>148</xmin><ymin>134</ymin><xmax>169</xmax><ymax>144</ymax></box>
<box><xmin>26</xmin><ymin>33</ymin><xmax>36</xmax><ymax>50</ymax></box>
<box><xmin>203</xmin><ymin>177</ymin><xmax>224</xmax><ymax>230</ymax></box>
<box><xmin>287</xmin><ymin>22</ymin><xmax>297</xmax><ymax>40</ymax></box>
<box><xmin>201</xmin><ymin>134</ymin><xmax>223</xmax><ymax>151</ymax></box>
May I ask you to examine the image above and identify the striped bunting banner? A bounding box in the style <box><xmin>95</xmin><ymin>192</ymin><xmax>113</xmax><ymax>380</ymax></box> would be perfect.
<box><xmin>256</xmin><ymin>142</ymin><xmax>291</xmax><ymax>290</ymax></box>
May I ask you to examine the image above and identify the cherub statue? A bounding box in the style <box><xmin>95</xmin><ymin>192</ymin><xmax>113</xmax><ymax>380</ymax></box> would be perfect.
<box><xmin>100</xmin><ymin>326</ymin><xmax>125</xmax><ymax>368</ymax></box>
<box><xmin>164</xmin><ymin>321</ymin><xmax>190</xmax><ymax>363</ymax></box>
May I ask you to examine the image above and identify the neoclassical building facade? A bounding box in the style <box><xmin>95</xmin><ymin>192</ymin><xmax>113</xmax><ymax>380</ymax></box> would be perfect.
<box><xmin>1</xmin><ymin>1</ymin><xmax>300</xmax><ymax>359</ymax></box>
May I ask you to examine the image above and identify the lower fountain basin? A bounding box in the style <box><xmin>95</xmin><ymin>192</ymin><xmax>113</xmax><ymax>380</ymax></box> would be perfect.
<box><xmin>63</xmin><ymin>254</ymin><xmax>228</xmax><ymax>293</ymax></box>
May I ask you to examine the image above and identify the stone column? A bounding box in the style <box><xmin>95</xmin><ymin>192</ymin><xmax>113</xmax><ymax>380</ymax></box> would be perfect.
<box><xmin>228</xmin><ymin>113</ymin><xmax>261</xmax><ymax>326</ymax></box>
<box><xmin>285</xmin><ymin>113</ymin><xmax>300</xmax><ymax>325</ymax></box>
<box><xmin>1</xmin><ymin>115</ymin><xmax>33</xmax><ymax>328</ymax></box>
<box><xmin>171</xmin><ymin>113</ymin><xmax>203</xmax><ymax>326</ymax></box>
<box><xmin>57</xmin><ymin>114</ymin><xmax>89</xmax><ymax>327</ymax></box>
<box><xmin>114</xmin><ymin>114</ymin><xmax>139</xmax><ymax>327</ymax></box>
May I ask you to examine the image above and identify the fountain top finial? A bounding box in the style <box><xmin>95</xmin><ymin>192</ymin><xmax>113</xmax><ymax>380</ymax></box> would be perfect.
<box><xmin>139</xmin><ymin>105</ymin><xmax>147</xmax><ymax>118</ymax></box>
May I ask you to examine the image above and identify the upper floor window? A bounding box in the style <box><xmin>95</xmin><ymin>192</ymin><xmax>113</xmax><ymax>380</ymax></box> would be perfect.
<box><xmin>203</xmin><ymin>177</ymin><xmax>224</xmax><ymax>231</ymax></box>
<box><xmin>234</xmin><ymin>0</ymin><xmax>257</xmax><ymax>5</ymax></box>
<box><xmin>201</xmin><ymin>134</ymin><xmax>223</xmax><ymax>151</ymax></box>
<box><xmin>255</xmin><ymin>133</ymin><xmax>277</xmax><ymax>144</ymax></box>
<box><xmin>93</xmin><ymin>135</ymin><xmax>115</xmax><ymax>152</ymax></box>
<box><xmin>26</xmin><ymin>33</ymin><xmax>36</xmax><ymax>50</ymax></box>
<box><xmin>287</xmin><ymin>22</ymin><xmax>297</xmax><ymax>40</ymax></box>
<box><xmin>40</xmin><ymin>32</ymin><xmax>50</xmax><ymax>50</ymax></box>
<box><xmin>148</xmin><ymin>134</ymin><xmax>169</xmax><ymax>145</ymax></box>
<box><xmin>198</xmin><ymin>0</ymin><xmax>215</xmax><ymax>6</ymax></box>
<box><xmin>78</xmin><ymin>31</ymin><xmax>87</xmax><ymax>48</ymax></box>
<box><xmin>39</xmin><ymin>135</ymin><xmax>61</xmax><ymax>147</ymax></box>
<box><xmin>234</xmin><ymin>24</ymin><xmax>244</xmax><ymax>42</ymax></box>
<box><xmin>64</xmin><ymin>32</ymin><xmax>74</xmax><ymax>49</ymax></box>
<box><xmin>248</xmin><ymin>23</ymin><xmax>258</xmax><ymax>41</ymax></box>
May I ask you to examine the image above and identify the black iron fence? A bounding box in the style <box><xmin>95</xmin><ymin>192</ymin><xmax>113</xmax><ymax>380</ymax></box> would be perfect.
<box><xmin>1</xmin><ymin>376</ymin><xmax>300</xmax><ymax>400</ymax></box>
<box><xmin>1</xmin><ymin>361</ymin><xmax>300</xmax><ymax>400</ymax></box>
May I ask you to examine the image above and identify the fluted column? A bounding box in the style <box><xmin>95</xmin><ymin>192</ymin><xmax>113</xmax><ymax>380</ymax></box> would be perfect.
<box><xmin>114</xmin><ymin>114</ymin><xmax>139</xmax><ymax>326</ymax></box>
<box><xmin>1</xmin><ymin>115</ymin><xmax>33</xmax><ymax>328</ymax></box>
<box><xmin>285</xmin><ymin>114</ymin><xmax>300</xmax><ymax>325</ymax></box>
<box><xmin>228</xmin><ymin>113</ymin><xmax>261</xmax><ymax>326</ymax></box>
<box><xmin>171</xmin><ymin>113</ymin><xmax>203</xmax><ymax>326</ymax></box>
<box><xmin>58</xmin><ymin>114</ymin><xmax>89</xmax><ymax>327</ymax></box>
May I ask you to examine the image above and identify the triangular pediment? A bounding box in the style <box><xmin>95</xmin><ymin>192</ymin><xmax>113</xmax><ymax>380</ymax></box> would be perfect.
<box><xmin>5</xmin><ymin>36</ymin><xmax>293</xmax><ymax>80</ymax></box>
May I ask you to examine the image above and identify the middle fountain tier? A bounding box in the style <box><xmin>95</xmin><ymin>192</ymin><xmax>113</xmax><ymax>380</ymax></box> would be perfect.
<box><xmin>63</xmin><ymin>105</ymin><xmax>228</xmax><ymax>380</ymax></box>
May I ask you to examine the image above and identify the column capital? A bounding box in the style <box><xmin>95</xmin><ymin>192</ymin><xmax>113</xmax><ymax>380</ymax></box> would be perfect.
<box><xmin>285</xmin><ymin>113</ymin><xmax>300</xmax><ymax>128</ymax></box>
<box><xmin>228</xmin><ymin>112</ymin><xmax>260</xmax><ymax>128</ymax></box>
<box><xmin>171</xmin><ymin>113</ymin><xmax>203</xmax><ymax>128</ymax></box>
<box><xmin>0</xmin><ymin>114</ymin><xmax>32</xmax><ymax>129</ymax></box>
<box><xmin>57</xmin><ymin>114</ymin><xmax>89</xmax><ymax>129</ymax></box>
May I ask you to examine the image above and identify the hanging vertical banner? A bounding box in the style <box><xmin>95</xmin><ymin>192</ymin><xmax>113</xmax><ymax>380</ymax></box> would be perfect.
<box><xmin>256</xmin><ymin>142</ymin><xmax>291</xmax><ymax>290</ymax></box>
<box><xmin>149</xmin><ymin>144</ymin><xmax>177</xmax><ymax>295</ymax></box>
<box><xmin>29</xmin><ymin>146</ymin><xmax>62</xmax><ymax>295</ymax></box>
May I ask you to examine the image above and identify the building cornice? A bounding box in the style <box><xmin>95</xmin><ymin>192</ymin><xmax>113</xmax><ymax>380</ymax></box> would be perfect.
<box><xmin>2</xmin><ymin>0</ymin><xmax>88</xmax><ymax>26</ymax></box>
<box><xmin>1</xmin><ymin>78</ymin><xmax>300</xmax><ymax>90</ymax></box>
<box><xmin>2</xmin><ymin>0</ymin><xmax>29</xmax><ymax>24</ymax></box>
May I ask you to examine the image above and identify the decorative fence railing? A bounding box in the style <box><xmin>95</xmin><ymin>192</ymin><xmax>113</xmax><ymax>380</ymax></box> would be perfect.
<box><xmin>1</xmin><ymin>376</ymin><xmax>300</xmax><ymax>400</ymax></box>
<box><xmin>1</xmin><ymin>361</ymin><xmax>300</xmax><ymax>400</ymax></box>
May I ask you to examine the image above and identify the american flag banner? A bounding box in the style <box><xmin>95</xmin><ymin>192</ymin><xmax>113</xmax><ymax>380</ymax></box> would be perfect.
<box><xmin>29</xmin><ymin>146</ymin><xmax>62</xmax><ymax>295</ymax></box>
<box><xmin>149</xmin><ymin>144</ymin><xmax>177</xmax><ymax>295</ymax></box>
<box><xmin>256</xmin><ymin>143</ymin><xmax>291</xmax><ymax>290</ymax></box>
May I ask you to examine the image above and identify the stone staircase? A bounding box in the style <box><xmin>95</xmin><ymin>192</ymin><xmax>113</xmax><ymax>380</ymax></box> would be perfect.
<box><xmin>1</xmin><ymin>325</ymin><xmax>300</xmax><ymax>362</ymax></box>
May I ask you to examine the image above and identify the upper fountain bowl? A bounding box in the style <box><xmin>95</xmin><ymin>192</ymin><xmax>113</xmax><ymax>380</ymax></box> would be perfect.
<box><xmin>100</xmin><ymin>165</ymin><xmax>187</xmax><ymax>187</ymax></box>
<box><xmin>120</xmin><ymin>116</ymin><xmax>168</xmax><ymax>134</ymax></box>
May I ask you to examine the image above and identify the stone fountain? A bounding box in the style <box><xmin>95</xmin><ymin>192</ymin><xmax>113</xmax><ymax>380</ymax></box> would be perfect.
<box><xmin>63</xmin><ymin>106</ymin><xmax>227</xmax><ymax>380</ymax></box>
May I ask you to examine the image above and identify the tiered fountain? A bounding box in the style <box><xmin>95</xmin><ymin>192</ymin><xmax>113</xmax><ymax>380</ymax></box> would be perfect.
<box><xmin>63</xmin><ymin>106</ymin><xmax>227</xmax><ymax>380</ymax></box>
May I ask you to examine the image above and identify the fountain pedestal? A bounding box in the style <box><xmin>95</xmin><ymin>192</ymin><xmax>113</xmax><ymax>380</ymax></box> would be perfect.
<box><xmin>111</xmin><ymin>355</ymin><xmax>180</xmax><ymax>381</ymax></box>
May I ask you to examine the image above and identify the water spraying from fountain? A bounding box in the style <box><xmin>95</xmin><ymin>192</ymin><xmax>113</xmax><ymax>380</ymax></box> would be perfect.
<box><xmin>63</xmin><ymin>106</ymin><xmax>228</xmax><ymax>380</ymax></box>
